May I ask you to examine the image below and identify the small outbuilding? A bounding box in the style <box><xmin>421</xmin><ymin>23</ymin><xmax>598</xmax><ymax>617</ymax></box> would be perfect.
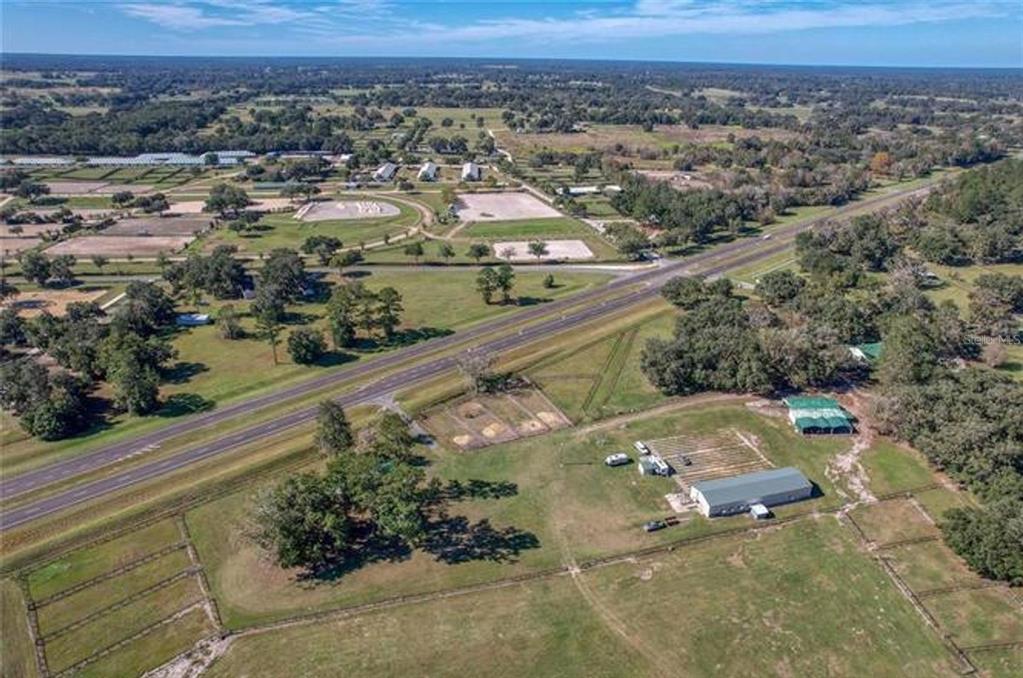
<box><xmin>638</xmin><ymin>455</ymin><xmax>672</xmax><ymax>477</ymax></box>
<box><xmin>374</xmin><ymin>162</ymin><xmax>398</xmax><ymax>182</ymax></box>
<box><xmin>849</xmin><ymin>342</ymin><xmax>883</xmax><ymax>365</ymax></box>
<box><xmin>690</xmin><ymin>467</ymin><xmax>813</xmax><ymax>517</ymax></box>
<box><xmin>784</xmin><ymin>396</ymin><xmax>854</xmax><ymax>435</ymax></box>
<box><xmin>461</xmin><ymin>162</ymin><xmax>482</xmax><ymax>182</ymax></box>
<box><xmin>418</xmin><ymin>161</ymin><xmax>438</xmax><ymax>181</ymax></box>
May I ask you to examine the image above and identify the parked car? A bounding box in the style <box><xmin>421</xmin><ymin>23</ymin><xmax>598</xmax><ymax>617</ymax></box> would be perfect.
<box><xmin>633</xmin><ymin>441</ymin><xmax>651</xmax><ymax>455</ymax></box>
<box><xmin>604</xmin><ymin>453</ymin><xmax>630</xmax><ymax>467</ymax></box>
<box><xmin>643</xmin><ymin>520</ymin><xmax>667</xmax><ymax>532</ymax></box>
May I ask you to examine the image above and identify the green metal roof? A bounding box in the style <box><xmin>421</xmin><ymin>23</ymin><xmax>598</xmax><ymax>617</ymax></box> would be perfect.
<box><xmin>855</xmin><ymin>342</ymin><xmax>884</xmax><ymax>361</ymax></box>
<box><xmin>784</xmin><ymin>396</ymin><xmax>841</xmax><ymax>410</ymax></box>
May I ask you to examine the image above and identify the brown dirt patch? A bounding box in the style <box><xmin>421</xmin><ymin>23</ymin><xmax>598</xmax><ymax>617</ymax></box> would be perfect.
<box><xmin>3</xmin><ymin>286</ymin><xmax>107</xmax><ymax>317</ymax></box>
<box><xmin>101</xmin><ymin>215</ymin><xmax>213</xmax><ymax>236</ymax></box>
<box><xmin>46</xmin><ymin>235</ymin><xmax>194</xmax><ymax>257</ymax></box>
<box><xmin>1</xmin><ymin>236</ymin><xmax>43</xmax><ymax>254</ymax></box>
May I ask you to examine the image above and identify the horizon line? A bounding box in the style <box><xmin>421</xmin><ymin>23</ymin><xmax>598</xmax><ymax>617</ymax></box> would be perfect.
<box><xmin>3</xmin><ymin>51</ymin><xmax>1020</xmax><ymax>72</ymax></box>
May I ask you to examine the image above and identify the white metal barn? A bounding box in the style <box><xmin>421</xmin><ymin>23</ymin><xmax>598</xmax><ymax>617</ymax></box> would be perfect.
<box><xmin>461</xmin><ymin>162</ymin><xmax>481</xmax><ymax>181</ymax></box>
<box><xmin>418</xmin><ymin>161</ymin><xmax>438</xmax><ymax>181</ymax></box>
<box><xmin>689</xmin><ymin>467</ymin><xmax>812</xmax><ymax>517</ymax></box>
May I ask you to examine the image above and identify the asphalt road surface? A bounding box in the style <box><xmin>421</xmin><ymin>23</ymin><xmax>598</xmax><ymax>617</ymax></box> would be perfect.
<box><xmin>0</xmin><ymin>184</ymin><xmax>935</xmax><ymax>530</ymax></box>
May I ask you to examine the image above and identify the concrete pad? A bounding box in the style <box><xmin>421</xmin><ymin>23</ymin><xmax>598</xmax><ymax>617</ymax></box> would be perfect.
<box><xmin>495</xmin><ymin>239</ymin><xmax>594</xmax><ymax>261</ymax></box>
<box><xmin>455</xmin><ymin>192</ymin><xmax>561</xmax><ymax>222</ymax></box>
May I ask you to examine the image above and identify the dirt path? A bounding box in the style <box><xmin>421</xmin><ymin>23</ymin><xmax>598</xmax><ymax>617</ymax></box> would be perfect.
<box><xmin>827</xmin><ymin>391</ymin><xmax>878</xmax><ymax>510</ymax></box>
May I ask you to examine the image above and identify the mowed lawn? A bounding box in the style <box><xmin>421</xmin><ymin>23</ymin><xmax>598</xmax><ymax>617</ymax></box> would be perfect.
<box><xmin>460</xmin><ymin>217</ymin><xmax>596</xmax><ymax>239</ymax></box>
<box><xmin>204</xmin><ymin>518</ymin><xmax>955</xmax><ymax>677</ymax></box>
<box><xmin>187</xmin><ymin>403</ymin><xmax>853</xmax><ymax>628</ymax></box>
<box><xmin>1</xmin><ymin>270</ymin><xmax>612</xmax><ymax>477</ymax></box>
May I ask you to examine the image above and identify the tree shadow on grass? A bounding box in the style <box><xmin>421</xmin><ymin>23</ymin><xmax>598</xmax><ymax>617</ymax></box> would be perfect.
<box><xmin>440</xmin><ymin>479</ymin><xmax>519</xmax><ymax>502</ymax></box>
<box><xmin>162</xmin><ymin>361</ymin><xmax>209</xmax><ymax>384</ymax></box>
<box><xmin>311</xmin><ymin>351</ymin><xmax>357</xmax><ymax>368</ymax></box>
<box><xmin>155</xmin><ymin>393</ymin><xmax>215</xmax><ymax>418</ymax></box>
<box><xmin>350</xmin><ymin>326</ymin><xmax>453</xmax><ymax>352</ymax></box>
<box><xmin>296</xmin><ymin>527</ymin><xmax>413</xmax><ymax>585</ymax></box>
<box><xmin>515</xmin><ymin>296</ymin><xmax>553</xmax><ymax>307</ymax></box>
<box><xmin>423</xmin><ymin>515</ymin><xmax>540</xmax><ymax>565</ymax></box>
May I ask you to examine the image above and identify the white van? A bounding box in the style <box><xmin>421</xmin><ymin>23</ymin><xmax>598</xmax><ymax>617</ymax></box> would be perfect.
<box><xmin>633</xmin><ymin>441</ymin><xmax>651</xmax><ymax>456</ymax></box>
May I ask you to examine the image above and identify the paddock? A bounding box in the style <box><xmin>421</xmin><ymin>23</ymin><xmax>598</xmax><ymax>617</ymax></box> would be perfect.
<box><xmin>455</xmin><ymin>192</ymin><xmax>561</xmax><ymax>222</ymax></box>
<box><xmin>45</xmin><ymin>235</ymin><xmax>194</xmax><ymax>257</ymax></box>
<box><xmin>296</xmin><ymin>200</ymin><xmax>400</xmax><ymax>222</ymax></box>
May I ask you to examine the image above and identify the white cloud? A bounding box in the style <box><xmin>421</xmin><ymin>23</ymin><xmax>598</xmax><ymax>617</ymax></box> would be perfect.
<box><xmin>118</xmin><ymin>1</ymin><xmax>1014</xmax><ymax>45</ymax></box>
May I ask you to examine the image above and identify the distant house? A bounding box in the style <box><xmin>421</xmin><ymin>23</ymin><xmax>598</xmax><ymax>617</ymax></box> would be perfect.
<box><xmin>690</xmin><ymin>467</ymin><xmax>813</xmax><ymax>517</ymax></box>
<box><xmin>374</xmin><ymin>162</ymin><xmax>398</xmax><ymax>182</ymax></box>
<box><xmin>784</xmin><ymin>396</ymin><xmax>854</xmax><ymax>435</ymax></box>
<box><xmin>461</xmin><ymin>162</ymin><xmax>482</xmax><ymax>182</ymax></box>
<box><xmin>418</xmin><ymin>161</ymin><xmax>439</xmax><ymax>181</ymax></box>
<box><xmin>849</xmin><ymin>342</ymin><xmax>883</xmax><ymax>364</ymax></box>
<box><xmin>175</xmin><ymin>313</ymin><xmax>211</xmax><ymax>327</ymax></box>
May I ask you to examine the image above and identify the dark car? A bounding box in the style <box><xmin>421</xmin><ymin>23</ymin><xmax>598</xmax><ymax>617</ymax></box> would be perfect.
<box><xmin>643</xmin><ymin>520</ymin><xmax>667</xmax><ymax>532</ymax></box>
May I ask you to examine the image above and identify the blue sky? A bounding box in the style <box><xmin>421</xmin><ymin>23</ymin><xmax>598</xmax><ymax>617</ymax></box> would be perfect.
<box><xmin>2</xmin><ymin>1</ymin><xmax>1021</xmax><ymax>67</ymax></box>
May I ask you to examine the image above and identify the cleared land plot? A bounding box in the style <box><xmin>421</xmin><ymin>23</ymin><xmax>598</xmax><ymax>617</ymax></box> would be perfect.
<box><xmin>34</xmin><ymin>547</ymin><xmax>193</xmax><ymax>636</ymax></box>
<box><xmin>99</xmin><ymin>183</ymin><xmax>155</xmax><ymax>194</ymax></box>
<box><xmin>0</xmin><ymin>236</ymin><xmax>42</xmax><ymax>254</ymax></box>
<box><xmin>43</xmin><ymin>575</ymin><xmax>204</xmax><ymax>673</ymax></box>
<box><xmin>644</xmin><ymin>430</ymin><xmax>771</xmax><ymax>492</ymax></box>
<box><xmin>297</xmin><ymin>199</ymin><xmax>400</xmax><ymax>221</ymax></box>
<box><xmin>885</xmin><ymin>541</ymin><xmax>982</xmax><ymax>592</ymax></box>
<box><xmin>851</xmin><ymin>498</ymin><xmax>939</xmax><ymax>545</ymax></box>
<box><xmin>579</xmin><ymin>517</ymin><xmax>955</xmax><ymax>676</ymax></box>
<box><xmin>26</xmin><ymin>519</ymin><xmax>182</xmax><ymax>600</ymax></box>
<box><xmin>419</xmin><ymin>388</ymin><xmax>571</xmax><ymax>450</ymax></box>
<box><xmin>46</xmin><ymin>234</ymin><xmax>193</xmax><ymax>256</ymax></box>
<box><xmin>3</xmin><ymin>286</ymin><xmax>108</xmax><ymax>317</ymax></box>
<box><xmin>190</xmin><ymin>404</ymin><xmax>850</xmax><ymax>629</ymax></box>
<box><xmin>922</xmin><ymin>588</ymin><xmax>1023</xmax><ymax>647</ymax></box>
<box><xmin>74</xmin><ymin>606</ymin><xmax>215</xmax><ymax>678</ymax></box>
<box><xmin>637</xmin><ymin>169</ymin><xmax>715</xmax><ymax>191</ymax></box>
<box><xmin>455</xmin><ymin>192</ymin><xmax>561</xmax><ymax>222</ymax></box>
<box><xmin>101</xmin><ymin>215</ymin><xmax>212</xmax><ymax>236</ymax></box>
<box><xmin>44</xmin><ymin>181</ymin><xmax>109</xmax><ymax>195</ymax></box>
<box><xmin>168</xmin><ymin>198</ymin><xmax>294</xmax><ymax>214</ymax></box>
<box><xmin>207</xmin><ymin>577</ymin><xmax>647</xmax><ymax>678</ymax></box>
<box><xmin>495</xmin><ymin>239</ymin><xmax>594</xmax><ymax>261</ymax></box>
<box><xmin>1</xmin><ymin>223</ymin><xmax>60</xmax><ymax>237</ymax></box>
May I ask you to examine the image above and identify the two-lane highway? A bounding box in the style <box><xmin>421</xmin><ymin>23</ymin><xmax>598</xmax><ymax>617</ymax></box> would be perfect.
<box><xmin>0</xmin><ymin>183</ymin><xmax>936</xmax><ymax>529</ymax></box>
